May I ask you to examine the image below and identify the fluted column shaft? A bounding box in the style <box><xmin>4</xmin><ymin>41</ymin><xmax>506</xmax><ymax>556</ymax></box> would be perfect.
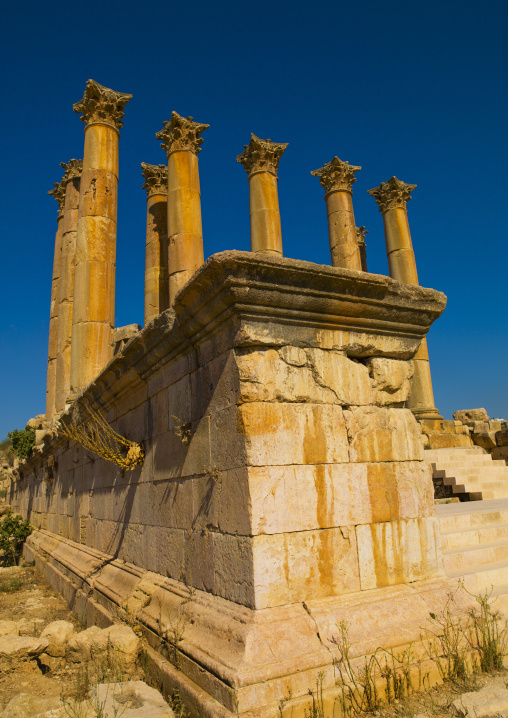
<box><xmin>368</xmin><ymin>177</ymin><xmax>442</xmax><ymax>419</ymax></box>
<box><xmin>141</xmin><ymin>163</ymin><xmax>168</xmax><ymax>323</ymax></box>
<box><xmin>311</xmin><ymin>156</ymin><xmax>362</xmax><ymax>270</ymax></box>
<box><xmin>237</xmin><ymin>134</ymin><xmax>288</xmax><ymax>256</ymax></box>
<box><xmin>55</xmin><ymin>160</ymin><xmax>82</xmax><ymax>412</ymax></box>
<box><xmin>46</xmin><ymin>180</ymin><xmax>65</xmax><ymax>421</ymax></box>
<box><xmin>157</xmin><ymin>112</ymin><xmax>209</xmax><ymax>305</ymax></box>
<box><xmin>70</xmin><ymin>80</ymin><xmax>131</xmax><ymax>394</ymax></box>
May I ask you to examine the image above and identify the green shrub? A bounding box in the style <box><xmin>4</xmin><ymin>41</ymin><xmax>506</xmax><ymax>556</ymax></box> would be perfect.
<box><xmin>0</xmin><ymin>511</ymin><xmax>32</xmax><ymax>566</ymax></box>
<box><xmin>7</xmin><ymin>428</ymin><xmax>35</xmax><ymax>460</ymax></box>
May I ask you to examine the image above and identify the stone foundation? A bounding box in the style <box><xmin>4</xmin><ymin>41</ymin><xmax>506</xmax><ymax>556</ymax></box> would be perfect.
<box><xmin>12</xmin><ymin>251</ymin><xmax>454</xmax><ymax>717</ymax></box>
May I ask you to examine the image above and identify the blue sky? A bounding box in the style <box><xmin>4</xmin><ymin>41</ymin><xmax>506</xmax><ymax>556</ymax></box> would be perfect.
<box><xmin>1</xmin><ymin>0</ymin><xmax>507</xmax><ymax>438</ymax></box>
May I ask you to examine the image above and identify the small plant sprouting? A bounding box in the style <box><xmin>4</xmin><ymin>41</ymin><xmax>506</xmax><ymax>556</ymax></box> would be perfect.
<box><xmin>467</xmin><ymin>587</ymin><xmax>508</xmax><ymax>673</ymax></box>
<box><xmin>171</xmin><ymin>416</ymin><xmax>192</xmax><ymax>445</ymax></box>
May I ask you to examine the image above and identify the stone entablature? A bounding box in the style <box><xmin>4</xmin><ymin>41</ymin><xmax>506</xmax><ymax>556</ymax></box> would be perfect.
<box><xmin>13</xmin><ymin>252</ymin><xmax>448</xmax><ymax>718</ymax></box>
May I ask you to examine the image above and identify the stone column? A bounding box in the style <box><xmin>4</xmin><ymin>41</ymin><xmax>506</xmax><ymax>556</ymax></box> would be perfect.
<box><xmin>55</xmin><ymin>160</ymin><xmax>82</xmax><ymax>413</ymax></box>
<box><xmin>237</xmin><ymin>134</ymin><xmax>288</xmax><ymax>256</ymax></box>
<box><xmin>368</xmin><ymin>177</ymin><xmax>442</xmax><ymax>419</ymax></box>
<box><xmin>311</xmin><ymin>157</ymin><xmax>362</xmax><ymax>270</ymax></box>
<box><xmin>46</xmin><ymin>178</ymin><xmax>66</xmax><ymax>422</ymax></box>
<box><xmin>156</xmin><ymin>112</ymin><xmax>209</xmax><ymax>305</ymax></box>
<box><xmin>141</xmin><ymin>163</ymin><xmax>169</xmax><ymax>323</ymax></box>
<box><xmin>70</xmin><ymin>80</ymin><xmax>132</xmax><ymax>395</ymax></box>
<box><xmin>356</xmin><ymin>226</ymin><xmax>368</xmax><ymax>272</ymax></box>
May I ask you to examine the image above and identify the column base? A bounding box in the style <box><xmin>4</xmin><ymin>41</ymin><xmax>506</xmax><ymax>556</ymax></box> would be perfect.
<box><xmin>412</xmin><ymin>407</ymin><xmax>444</xmax><ymax>421</ymax></box>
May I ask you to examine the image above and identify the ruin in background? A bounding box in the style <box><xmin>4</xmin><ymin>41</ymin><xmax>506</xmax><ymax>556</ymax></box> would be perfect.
<box><xmin>11</xmin><ymin>79</ymin><xmax>506</xmax><ymax>717</ymax></box>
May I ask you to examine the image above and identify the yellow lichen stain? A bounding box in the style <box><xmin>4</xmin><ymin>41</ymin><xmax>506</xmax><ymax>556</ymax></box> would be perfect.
<box><xmin>316</xmin><ymin>528</ymin><xmax>342</xmax><ymax>597</ymax></box>
<box><xmin>366</xmin><ymin>464</ymin><xmax>391</xmax><ymax>524</ymax></box>
<box><xmin>370</xmin><ymin>520</ymin><xmax>406</xmax><ymax>588</ymax></box>
<box><xmin>313</xmin><ymin>464</ymin><xmax>332</xmax><ymax>529</ymax></box>
<box><xmin>302</xmin><ymin>406</ymin><xmax>327</xmax><ymax>465</ymax></box>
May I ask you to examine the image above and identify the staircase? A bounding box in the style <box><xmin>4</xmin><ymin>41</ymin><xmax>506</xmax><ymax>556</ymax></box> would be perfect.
<box><xmin>436</xmin><ymin>499</ymin><xmax>508</xmax><ymax>613</ymax></box>
<box><xmin>425</xmin><ymin>446</ymin><xmax>508</xmax><ymax>500</ymax></box>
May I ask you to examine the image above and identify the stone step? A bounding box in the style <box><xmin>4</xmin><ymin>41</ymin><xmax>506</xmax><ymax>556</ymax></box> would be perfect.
<box><xmin>447</xmin><ymin>558</ymin><xmax>508</xmax><ymax>593</ymax></box>
<box><xmin>440</xmin><ymin>522</ymin><xmax>508</xmax><ymax>550</ymax></box>
<box><xmin>429</xmin><ymin>460</ymin><xmax>507</xmax><ymax>470</ymax></box>
<box><xmin>442</xmin><ymin>539</ymin><xmax>508</xmax><ymax>572</ymax></box>
<box><xmin>436</xmin><ymin>499</ymin><xmax>508</xmax><ymax>532</ymax></box>
<box><xmin>425</xmin><ymin>447</ymin><xmax>486</xmax><ymax>457</ymax></box>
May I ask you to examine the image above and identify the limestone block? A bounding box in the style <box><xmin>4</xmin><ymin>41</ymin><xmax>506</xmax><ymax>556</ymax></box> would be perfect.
<box><xmin>66</xmin><ymin>626</ymin><xmax>108</xmax><ymax>663</ymax></box>
<box><xmin>492</xmin><ymin>446</ymin><xmax>508</xmax><ymax>462</ymax></box>
<box><xmin>190</xmin><ymin>350</ymin><xmax>238</xmax><ymax>420</ymax></box>
<box><xmin>245</xmin><ymin>461</ymin><xmax>433</xmax><ymax>535</ymax></box>
<box><xmin>365</xmin><ymin>357</ymin><xmax>414</xmax><ymax>405</ymax></box>
<box><xmin>143</xmin><ymin>526</ymin><xmax>185</xmax><ymax>580</ymax></box>
<box><xmin>103</xmin><ymin>624</ymin><xmax>140</xmax><ymax>669</ymax></box>
<box><xmin>453</xmin><ymin>408</ymin><xmax>490</xmax><ymax>425</ymax></box>
<box><xmin>345</xmin><ymin>407</ymin><xmax>423</xmax><ymax>462</ymax></box>
<box><xmin>152</xmin><ymin>416</ymin><xmax>210</xmax><ymax>481</ymax></box>
<box><xmin>472</xmin><ymin>430</ymin><xmax>497</xmax><ymax>450</ymax></box>
<box><xmin>0</xmin><ymin>693</ymin><xmax>62</xmax><ymax>718</ymax></box>
<box><xmin>237</xmin><ymin>402</ymin><xmax>349</xmax><ymax>467</ymax></box>
<box><xmin>252</xmin><ymin>527</ymin><xmax>360</xmax><ymax>608</ymax></box>
<box><xmin>91</xmin><ymin>681</ymin><xmax>174</xmax><ymax>718</ymax></box>
<box><xmin>40</xmin><ymin>620</ymin><xmax>76</xmax><ymax>657</ymax></box>
<box><xmin>452</xmin><ymin>681</ymin><xmax>508</xmax><ymax>717</ymax></box>
<box><xmin>185</xmin><ymin>529</ymin><xmax>215</xmax><ymax>593</ymax></box>
<box><xmin>213</xmin><ymin>532</ymin><xmax>254</xmax><ymax>607</ymax></box>
<box><xmin>496</xmin><ymin>429</ymin><xmax>508</xmax><ymax>447</ymax></box>
<box><xmin>356</xmin><ymin>517</ymin><xmax>443</xmax><ymax>590</ymax></box>
<box><xmin>489</xmin><ymin>420</ymin><xmax>503</xmax><ymax>432</ymax></box>
<box><xmin>236</xmin><ymin>347</ymin><xmax>374</xmax><ymax>406</ymax></box>
<box><xmin>0</xmin><ymin>634</ymin><xmax>49</xmax><ymax>669</ymax></box>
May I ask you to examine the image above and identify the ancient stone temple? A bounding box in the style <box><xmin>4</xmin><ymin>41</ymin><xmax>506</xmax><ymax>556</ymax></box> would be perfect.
<box><xmin>11</xmin><ymin>79</ymin><xmax>462</xmax><ymax>718</ymax></box>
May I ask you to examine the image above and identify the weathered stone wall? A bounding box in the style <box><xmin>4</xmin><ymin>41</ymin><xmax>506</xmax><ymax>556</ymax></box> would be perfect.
<box><xmin>11</xmin><ymin>252</ymin><xmax>450</xmax><ymax>717</ymax></box>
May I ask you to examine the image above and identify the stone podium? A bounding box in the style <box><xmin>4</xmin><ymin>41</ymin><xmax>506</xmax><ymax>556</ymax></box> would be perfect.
<box><xmin>12</xmin><ymin>251</ymin><xmax>452</xmax><ymax>717</ymax></box>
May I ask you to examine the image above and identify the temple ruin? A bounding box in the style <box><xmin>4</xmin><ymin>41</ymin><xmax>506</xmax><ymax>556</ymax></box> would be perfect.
<box><xmin>11</xmin><ymin>78</ymin><xmax>508</xmax><ymax>717</ymax></box>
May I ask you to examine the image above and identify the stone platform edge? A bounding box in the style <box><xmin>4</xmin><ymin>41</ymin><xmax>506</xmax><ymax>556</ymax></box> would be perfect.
<box><xmin>24</xmin><ymin>528</ymin><xmax>470</xmax><ymax>718</ymax></box>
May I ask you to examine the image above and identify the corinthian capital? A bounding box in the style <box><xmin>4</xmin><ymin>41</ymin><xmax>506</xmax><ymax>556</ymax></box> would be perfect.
<box><xmin>60</xmin><ymin>159</ymin><xmax>83</xmax><ymax>184</ymax></box>
<box><xmin>141</xmin><ymin>163</ymin><xmax>168</xmax><ymax>197</ymax></box>
<box><xmin>237</xmin><ymin>134</ymin><xmax>288</xmax><ymax>177</ymax></box>
<box><xmin>156</xmin><ymin>112</ymin><xmax>209</xmax><ymax>156</ymax></box>
<box><xmin>48</xmin><ymin>176</ymin><xmax>66</xmax><ymax>215</ymax></box>
<box><xmin>368</xmin><ymin>176</ymin><xmax>416</xmax><ymax>212</ymax></box>
<box><xmin>356</xmin><ymin>225</ymin><xmax>368</xmax><ymax>246</ymax></box>
<box><xmin>311</xmin><ymin>157</ymin><xmax>361</xmax><ymax>195</ymax></box>
<box><xmin>73</xmin><ymin>79</ymin><xmax>132</xmax><ymax>130</ymax></box>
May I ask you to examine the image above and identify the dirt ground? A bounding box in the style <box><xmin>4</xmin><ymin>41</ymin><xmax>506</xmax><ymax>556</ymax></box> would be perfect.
<box><xmin>0</xmin><ymin>564</ymin><xmax>87</xmax><ymax>712</ymax></box>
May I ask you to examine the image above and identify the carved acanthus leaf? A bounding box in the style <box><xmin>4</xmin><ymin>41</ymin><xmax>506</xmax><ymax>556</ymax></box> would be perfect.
<box><xmin>356</xmin><ymin>225</ymin><xmax>368</xmax><ymax>245</ymax></box>
<box><xmin>73</xmin><ymin>79</ymin><xmax>132</xmax><ymax>130</ymax></box>
<box><xmin>311</xmin><ymin>156</ymin><xmax>361</xmax><ymax>194</ymax></box>
<box><xmin>368</xmin><ymin>177</ymin><xmax>417</xmax><ymax>212</ymax></box>
<box><xmin>60</xmin><ymin>159</ymin><xmax>83</xmax><ymax>183</ymax></box>
<box><xmin>156</xmin><ymin>112</ymin><xmax>209</xmax><ymax>156</ymax></box>
<box><xmin>48</xmin><ymin>177</ymin><xmax>66</xmax><ymax>215</ymax></box>
<box><xmin>141</xmin><ymin>163</ymin><xmax>168</xmax><ymax>197</ymax></box>
<box><xmin>236</xmin><ymin>134</ymin><xmax>288</xmax><ymax>177</ymax></box>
